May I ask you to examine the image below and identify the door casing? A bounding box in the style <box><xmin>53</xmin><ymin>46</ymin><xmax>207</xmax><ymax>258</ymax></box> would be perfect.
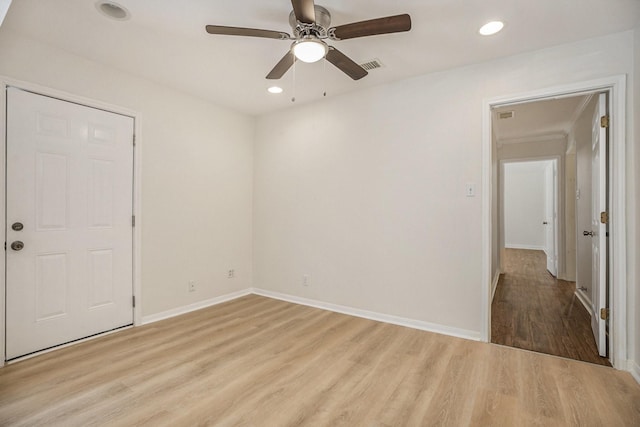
<box><xmin>482</xmin><ymin>75</ymin><xmax>627</xmax><ymax>369</ymax></box>
<box><xmin>0</xmin><ymin>77</ymin><xmax>143</xmax><ymax>366</ymax></box>
<box><xmin>544</xmin><ymin>159</ymin><xmax>559</xmax><ymax>277</ymax></box>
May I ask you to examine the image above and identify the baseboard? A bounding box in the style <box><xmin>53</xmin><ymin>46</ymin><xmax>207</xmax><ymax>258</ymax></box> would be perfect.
<box><xmin>575</xmin><ymin>289</ymin><xmax>593</xmax><ymax>315</ymax></box>
<box><xmin>141</xmin><ymin>289</ymin><xmax>252</xmax><ymax>325</ymax></box>
<box><xmin>505</xmin><ymin>244</ymin><xmax>545</xmax><ymax>251</ymax></box>
<box><xmin>140</xmin><ymin>287</ymin><xmax>481</xmax><ymax>342</ymax></box>
<box><xmin>631</xmin><ymin>361</ymin><xmax>640</xmax><ymax>385</ymax></box>
<box><xmin>491</xmin><ymin>269</ymin><xmax>501</xmax><ymax>302</ymax></box>
<box><xmin>251</xmin><ymin>288</ymin><xmax>481</xmax><ymax>341</ymax></box>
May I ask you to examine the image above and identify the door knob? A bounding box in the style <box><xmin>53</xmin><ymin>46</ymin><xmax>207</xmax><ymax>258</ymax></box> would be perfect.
<box><xmin>543</xmin><ymin>221</ymin><xmax>548</xmax><ymax>225</ymax></box>
<box><xmin>583</xmin><ymin>231</ymin><xmax>594</xmax><ymax>237</ymax></box>
<box><xmin>11</xmin><ymin>241</ymin><xmax>24</xmax><ymax>251</ymax></box>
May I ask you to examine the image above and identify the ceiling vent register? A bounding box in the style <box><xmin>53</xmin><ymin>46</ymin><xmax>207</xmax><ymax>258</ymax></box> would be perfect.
<box><xmin>498</xmin><ymin>111</ymin><xmax>515</xmax><ymax>119</ymax></box>
<box><xmin>359</xmin><ymin>59</ymin><xmax>384</xmax><ymax>71</ymax></box>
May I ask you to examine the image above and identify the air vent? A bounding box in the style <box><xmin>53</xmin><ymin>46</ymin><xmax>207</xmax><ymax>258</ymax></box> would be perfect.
<box><xmin>359</xmin><ymin>59</ymin><xmax>384</xmax><ymax>71</ymax></box>
<box><xmin>498</xmin><ymin>111</ymin><xmax>515</xmax><ymax>119</ymax></box>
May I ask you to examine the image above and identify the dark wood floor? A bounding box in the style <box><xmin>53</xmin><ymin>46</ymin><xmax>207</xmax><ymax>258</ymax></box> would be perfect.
<box><xmin>491</xmin><ymin>249</ymin><xmax>611</xmax><ymax>366</ymax></box>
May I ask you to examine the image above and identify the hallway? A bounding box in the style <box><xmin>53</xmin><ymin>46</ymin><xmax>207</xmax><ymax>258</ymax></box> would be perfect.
<box><xmin>491</xmin><ymin>249</ymin><xmax>610</xmax><ymax>366</ymax></box>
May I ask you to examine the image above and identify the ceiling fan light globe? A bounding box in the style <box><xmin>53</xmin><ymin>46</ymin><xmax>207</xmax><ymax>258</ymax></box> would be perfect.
<box><xmin>293</xmin><ymin>39</ymin><xmax>328</xmax><ymax>63</ymax></box>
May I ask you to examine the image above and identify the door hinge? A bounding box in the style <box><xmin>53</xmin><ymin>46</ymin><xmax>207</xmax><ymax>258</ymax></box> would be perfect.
<box><xmin>132</xmin><ymin>215</ymin><xmax>136</xmax><ymax>227</ymax></box>
<box><xmin>600</xmin><ymin>307</ymin><xmax>610</xmax><ymax>320</ymax></box>
<box><xmin>132</xmin><ymin>295</ymin><xmax>136</xmax><ymax>308</ymax></box>
<box><xmin>600</xmin><ymin>211</ymin><xmax>609</xmax><ymax>224</ymax></box>
<box><xmin>133</xmin><ymin>134</ymin><xmax>136</xmax><ymax>147</ymax></box>
<box><xmin>600</xmin><ymin>115</ymin><xmax>609</xmax><ymax>128</ymax></box>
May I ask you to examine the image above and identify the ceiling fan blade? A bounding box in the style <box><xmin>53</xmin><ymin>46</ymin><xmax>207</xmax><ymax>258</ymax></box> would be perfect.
<box><xmin>206</xmin><ymin>25</ymin><xmax>290</xmax><ymax>40</ymax></box>
<box><xmin>291</xmin><ymin>0</ymin><xmax>316</xmax><ymax>24</ymax></box>
<box><xmin>329</xmin><ymin>14</ymin><xmax>411</xmax><ymax>40</ymax></box>
<box><xmin>266</xmin><ymin>51</ymin><xmax>296</xmax><ymax>79</ymax></box>
<box><xmin>325</xmin><ymin>47</ymin><xmax>368</xmax><ymax>80</ymax></box>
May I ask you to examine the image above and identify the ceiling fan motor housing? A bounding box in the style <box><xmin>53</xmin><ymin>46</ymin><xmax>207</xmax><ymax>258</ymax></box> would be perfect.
<box><xmin>289</xmin><ymin>5</ymin><xmax>331</xmax><ymax>38</ymax></box>
<box><xmin>205</xmin><ymin>0</ymin><xmax>411</xmax><ymax>81</ymax></box>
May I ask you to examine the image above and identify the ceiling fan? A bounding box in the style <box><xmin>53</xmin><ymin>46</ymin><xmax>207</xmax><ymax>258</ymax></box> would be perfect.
<box><xmin>205</xmin><ymin>0</ymin><xmax>412</xmax><ymax>81</ymax></box>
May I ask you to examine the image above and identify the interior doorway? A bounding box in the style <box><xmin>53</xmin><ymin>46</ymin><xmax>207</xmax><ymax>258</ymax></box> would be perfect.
<box><xmin>489</xmin><ymin>91</ymin><xmax>612</xmax><ymax>366</ymax></box>
<box><xmin>502</xmin><ymin>159</ymin><xmax>558</xmax><ymax>275</ymax></box>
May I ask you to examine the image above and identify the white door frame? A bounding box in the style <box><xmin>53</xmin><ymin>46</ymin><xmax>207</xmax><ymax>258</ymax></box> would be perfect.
<box><xmin>544</xmin><ymin>159</ymin><xmax>559</xmax><ymax>277</ymax></box>
<box><xmin>482</xmin><ymin>75</ymin><xmax>627</xmax><ymax>368</ymax></box>
<box><xmin>0</xmin><ymin>77</ymin><xmax>144</xmax><ymax>367</ymax></box>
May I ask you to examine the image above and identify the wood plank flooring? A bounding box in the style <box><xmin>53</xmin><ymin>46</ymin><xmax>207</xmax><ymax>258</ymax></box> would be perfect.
<box><xmin>2</xmin><ymin>294</ymin><xmax>639</xmax><ymax>426</ymax></box>
<box><xmin>492</xmin><ymin>249</ymin><xmax>610</xmax><ymax>366</ymax></box>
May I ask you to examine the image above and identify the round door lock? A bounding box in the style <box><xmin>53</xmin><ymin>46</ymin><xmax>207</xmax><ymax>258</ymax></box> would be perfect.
<box><xmin>11</xmin><ymin>222</ymin><xmax>24</xmax><ymax>231</ymax></box>
<box><xmin>11</xmin><ymin>241</ymin><xmax>24</xmax><ymax>251</ymax></box>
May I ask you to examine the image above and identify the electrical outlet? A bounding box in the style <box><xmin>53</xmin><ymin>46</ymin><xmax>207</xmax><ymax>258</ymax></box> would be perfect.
<box><xmin>302</xmin><ymin>274</ymin><xmax>310</xmax><ymax>286</ymax></box>
<box><xmin>228</xmin><ymin>269</ymin><xmax>235</xmax><ymax>279</ymax></box>
<box><xmin>188</xmin><ymin>280</ymin><xmax>196</xmax><ymax>292</ymax></box>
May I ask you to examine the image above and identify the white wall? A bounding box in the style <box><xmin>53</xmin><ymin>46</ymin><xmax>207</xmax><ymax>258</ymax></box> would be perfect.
<box><xmin>254</xmin><ymin>31</ymin><xmax>635</xmax><ymax>338</ymax></box>
<box><xmin>0</xmin><ymin>29</ymin><xmax>255</xmax><ymax>317</ymax></box>
<box><xmin>498</xmin><ymin>138</ymin><xmax>567</xmax><ymax>159</ymax></box>
<box><xmin>503</xmin><ymin>161</ymin><xmax>548</xmax><ymax>250</ymax></box>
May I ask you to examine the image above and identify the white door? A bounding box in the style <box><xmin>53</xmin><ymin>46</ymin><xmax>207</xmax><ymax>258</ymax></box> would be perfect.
<box><xmin>544</xmin><ymin>161</ymin><xmax>557</xmax><ymax>277</ymax></box>
<box><xmin>590</xmin><ymin>92</ymin><xmax>608</xmax><ymax>357</ymax></box>
<box><xmin>6</xmin><ymin>87</ymin><xmax>134</xmax><ymax>360</ymax></box>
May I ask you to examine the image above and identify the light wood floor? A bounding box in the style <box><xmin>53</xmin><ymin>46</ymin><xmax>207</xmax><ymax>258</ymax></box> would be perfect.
<box><xmin>1</xmin><ymin>295</ymin><xmax>639</xmax><ymax>426</ymax></box>
<box><xmin>492</xmin><ymin>249</ymin><xmax>610</xmax><ymax>366</ymax></box>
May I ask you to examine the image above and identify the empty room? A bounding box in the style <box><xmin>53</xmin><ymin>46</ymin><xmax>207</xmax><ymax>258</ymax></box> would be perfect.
<box><xmin>1</xmin><ymin>0</ymin><xmax>640</xmax><ymax>425</ymax></box>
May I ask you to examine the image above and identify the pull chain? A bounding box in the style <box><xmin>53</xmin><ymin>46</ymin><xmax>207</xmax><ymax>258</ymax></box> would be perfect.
<box><xmin>322</xmin><ymin>57</ymin><xmax>327</xmax><ymax>97</ymax></box>
<box><xmin>291</xmin><ymin>59</ymin><xmax>296</xmax><ymax>103</ymax></box>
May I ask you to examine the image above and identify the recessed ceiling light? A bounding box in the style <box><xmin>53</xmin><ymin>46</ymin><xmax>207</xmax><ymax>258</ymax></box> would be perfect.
<box><xmin>268</xmin><ymin>86</ymin><xmax>283</xmax><ymax>94</ymax></box>
<box><xmin>95</xmin><ymin>1</ymin><xmax>131</xmax><ymax>21</ymax></box>
<box><xmin>479</xmin><ymin>21</ymin><xmax>504</xmax><ymax>36</ymax></box>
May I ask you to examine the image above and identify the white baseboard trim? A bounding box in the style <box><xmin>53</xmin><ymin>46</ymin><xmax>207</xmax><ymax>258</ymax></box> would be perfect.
<box><xmin>491</xmin><ymin>269</ymin><xmax>501</xmax><ymax>302</ymax></box>
<box><xmin>575</xmin><ymin>289</ymin><xmax>593</xmax><ymax>315</ymax></box>
<box><xmin>631</xmin><ymin>361</ymin><xmax>640</xmax><ymax>385</ymax></box>
<box><xmin>251</xmin><ymin>288</ymin><xmax>481</xmax><ymax>341</ymax></box>
<box><xmin>505</xmin><ymin>244</ymin><xmax>545</xmax><ymax>251</ymax></box>
<box><xmin>141</xmin><ymin>287</ymin><xmax>486</xmax><ymax>342</ymax></box>
<box><xmin>141</xmin><ymin>289</ymin><xmax>252</xmax><ymax>325</ymax></box>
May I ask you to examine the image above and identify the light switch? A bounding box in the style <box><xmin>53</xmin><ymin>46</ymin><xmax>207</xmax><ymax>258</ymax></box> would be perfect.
<box><xmin>466</xmin><ymin>183</ymin><xmax>476</xmax><ymax>197</ymax></box>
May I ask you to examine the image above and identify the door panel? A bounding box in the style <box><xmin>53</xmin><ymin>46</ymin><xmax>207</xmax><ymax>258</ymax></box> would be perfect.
<box><xmin>6</xmin><ymin>87</ymin><xmax>134</xmax><ymax>360</ymax></box>
<box><xmin>590</xmin><ymin>92</ymin><xmax>608</xmax><ymax>357</ymax></box>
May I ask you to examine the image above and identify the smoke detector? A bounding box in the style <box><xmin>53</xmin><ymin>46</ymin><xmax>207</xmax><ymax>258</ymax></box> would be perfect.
<box><xmin>95</xmin><ymin>1</ymin><xmax>131</xmax><ymax>21</ymax></box>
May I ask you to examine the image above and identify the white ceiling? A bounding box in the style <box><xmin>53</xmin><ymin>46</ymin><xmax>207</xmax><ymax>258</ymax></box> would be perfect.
<box><xmin>2</xmin><ymin>0</ymin><xmax>639</xmax><ymax>116</ymax></box>
<box><xmin>493</xmin><ymin>95</ymin><xmax>590</xmax><ymax>144</ymax></box>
